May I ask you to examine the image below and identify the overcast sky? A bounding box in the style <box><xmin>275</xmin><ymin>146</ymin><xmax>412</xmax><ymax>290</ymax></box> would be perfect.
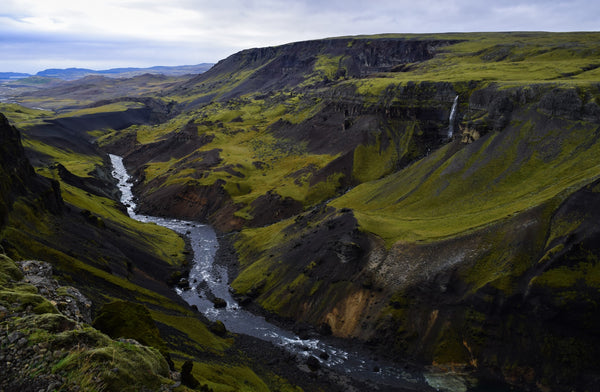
<box><xmin>1</xmin><ymin>0</ymin><xmax>598</xmax><ymax>73</ymax></box>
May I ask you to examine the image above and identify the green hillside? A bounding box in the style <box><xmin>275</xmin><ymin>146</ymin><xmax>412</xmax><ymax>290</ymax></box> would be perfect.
<box><xmin>2</xmin><ymin>32</ymin><xmax>600</xmax><ymax>392</ymax></box>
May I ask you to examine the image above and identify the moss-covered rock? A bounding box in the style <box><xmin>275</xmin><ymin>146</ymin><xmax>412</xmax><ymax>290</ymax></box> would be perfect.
<box><xmin>92</xmin><ymin>300</ymin><xmax>166</xmax><ymax>352</ymax></box>
<box><xmin>1</xmin><ymin>255</ymin><xmax>173</xmax><ymax>391</ymax></box>
<box><xmin>0</xmin><ymin>253</ymin><xmax>23</xmax><ymax>285</ymax></box>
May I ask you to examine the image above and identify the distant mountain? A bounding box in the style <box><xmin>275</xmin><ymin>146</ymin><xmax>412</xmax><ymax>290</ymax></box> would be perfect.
<box><xmin>35</xmin><ymin>64</ymin><xmax>214</xmax><ymax>80</ymax></box>
<box><xmin>1</xmin><ymin>64</ymin><xmax>213</xmax><ymax>83</ymax></box>
<box><xmin>0</xmin><ymin>72</ymin><xmax>30</xmax><ymax>82</ymax></box>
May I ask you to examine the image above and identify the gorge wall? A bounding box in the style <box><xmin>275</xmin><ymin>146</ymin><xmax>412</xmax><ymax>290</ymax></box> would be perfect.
<box><xmin>96</xmin><ymin>34</ymin><xmax>600</xmax><ymax>391</ymax></box>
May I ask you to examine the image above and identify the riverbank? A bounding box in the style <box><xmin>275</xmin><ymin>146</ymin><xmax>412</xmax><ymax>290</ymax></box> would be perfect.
<box><xmin>213</xmin><ymin>230</ymin><xmax>436</xmax><ymax>392</ymax></box>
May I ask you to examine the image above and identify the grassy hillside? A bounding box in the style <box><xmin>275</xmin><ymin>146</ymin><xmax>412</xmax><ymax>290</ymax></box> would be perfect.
<box><xmin>5</xmin><ymin>31</ymin><xmax>600</xmax><ymax>391</ymax></box>
<box><xmin>333</xmin><ymin>102</ymin><xmax>600</xmax><ymax>246</ymax></box>
<box><xmin>92</xmin><ymin>33</ymin><xmax>600</xmax><ymax>232</ymax></box>
<box><xmin>151</xmin><ymin>32</ymin><xmax>598</xmax><ymax>391</ymax></box>
<box><xmin>0</xmin><ymin>107</ymin><xmax>307</xmax><ymax>392</ymax></box>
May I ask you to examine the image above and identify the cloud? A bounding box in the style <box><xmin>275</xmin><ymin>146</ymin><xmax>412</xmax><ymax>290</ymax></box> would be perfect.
<box><xmin>1</xmin><ymin>0</ymin><xmax>599</xmax><ymax>73</ymax></box>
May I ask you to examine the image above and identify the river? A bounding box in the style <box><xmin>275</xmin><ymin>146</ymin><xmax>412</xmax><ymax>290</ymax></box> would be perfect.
<box><xmin>109</xmin><ymin>153</ymin><xmax>508</xmax><ymax>392</ymax></box>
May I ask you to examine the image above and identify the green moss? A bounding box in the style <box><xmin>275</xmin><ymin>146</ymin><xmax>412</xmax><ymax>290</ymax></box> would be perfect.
<box><xmin>52</xmin><ymin>336</ymin><xmax>170</xmax><ymax>391</ymax></box>
<box><xmin>352</xmin><ymin>134</ymin><xmax>397</xmax><ymax>183</ymax></box>
<box><xmin>0</xmin><ymin>288</ymin><xmax>58</xmax><ymax>314</ymax></box>
<box><xmin>23</xmin><ymin>138</ymin><xmax>103</xmax><ymax>177</ymax></box>
<box><xmin>260</xmin><ymin>273</ymin><xmax>310</xmax><ymax>313</ymax></box>
<box><xmin>304</xmin><ymin>172</ymin><xmax>345</xmax><ymax>206</ymax></box>
<box><xmin>532</xmin><ymin>261</ymin><xmax>600</xmax><ymax>290</ymax></box>
<box><xmin>433</xmin><ymin>329</ymin><xmax>471</xmax><ymax>364</ymax></box>
<box><xmin>8</xmin><ymin>198</ymin><xmax>52</xmax><ymax>235</ymax></box>
<box><xmin>92</xmin><ymin>300</ymin><xmax>166</xmax><ymax>351</ymax></box>
<box><xmin>55</xmin><ymin>102</ymin><xmax>145</xmax><ymax>118</ymax></box>
<box><xmin>537</xmin><ymin>243</ymin><xmax>565</xmax><ymax>265</ymax></box>
<box><xmin>149</xmin><ymin>310</ymin><xmax>232</xmax><ymax>353</ymax></box>
<box><xmin>299</xmin><ymin>54</ymin><xmax>344</xmax><ymax>86</ymax></box>
<box><xmin>187</xmin><ymin>362</ymin><xmax>274</xmax><ymax>392</ymax></box>
<box><xmin>334</xmin><ymin>108</ymin><xmax>600</xmax><ymax>247</ymax></box>
<box><xmin>0</xmin><ymin>253</ymin><xmax>24</xmax><ymax>285</ymax></box>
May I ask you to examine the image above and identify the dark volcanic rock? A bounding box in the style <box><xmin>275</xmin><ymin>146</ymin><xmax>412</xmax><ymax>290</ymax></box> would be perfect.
<box><xmin>178</xmin><ymin>37</ymin><xmax>461</xmax><ymax>100</ymax></box>
<box><xmin>249</xmin><ymin>190</ymin><xmax>303</xmax><ymax>227</ymax></box>
<box><xmin>209</xmin><ymin>320</ymin><xmax>227</xmax><ymax>336</ymax></box>
<box><xmin>306</xmin><ymin>355</ymin><xmax>321</xmax><ymax>371</ymax></box>
<box><xmin>538</xmin><ymin>87</ymin><xmax>583</xmax><ymax>119</ymax></box>
<box><xmin>17</xmin><ymin>260</ymin><xmax>92</xmax><ymax>324</ymax></box>
<box><xmin>212</xmin><ymin>297</ymin><xmax>227</xmax><ymax>308</ymax></box>
<box><xmin>0</xmin><ymin>113</ymin><xmax>63</xmax><ymax>227</ymax></box>
<box><xmin>181</xmin><ymin>360</ymin><xmax>200</xmax><ymax>388</ymax></box>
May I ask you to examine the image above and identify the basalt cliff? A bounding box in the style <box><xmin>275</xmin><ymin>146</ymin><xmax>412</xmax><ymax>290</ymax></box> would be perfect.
<box><xmin>2</xmin><ymin>32</ymin><xmax>600</xmax><ymax>391</ymax></box>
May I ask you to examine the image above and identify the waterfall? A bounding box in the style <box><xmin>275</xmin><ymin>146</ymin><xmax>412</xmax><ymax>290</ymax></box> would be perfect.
<box><xmin>447</xmin><ymin>95</ymin><xmax>459</xmax><ymax>139</ymax></box>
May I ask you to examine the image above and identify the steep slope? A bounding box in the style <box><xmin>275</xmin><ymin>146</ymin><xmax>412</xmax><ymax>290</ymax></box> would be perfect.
<box><xmin>231</xmin><ymin>85</ymin><xmax>600</xmax><ymax>390</ymax></box>
<box><xmin>0</xmin><ymin>110</ymin><xmax>313</xmax><ymax>392</ymax></box>
<box><xmin>92</xmin><ymin>33</ymin><xmax>600</xmax><ymax>391</ymax></box>
<box><xmin>106</xmin><ymin>33</ymin><xmax>600</xmax><ymax>234</ymax></box>
<box><xmin>0</xmin><ymin>112</ymin><xmax>63</xmax><ymax>228</ymax></box>
<box><xmin>8</xmin><ymin>32</ymin><xmax>600</xmax><ymax>391</ymax></box>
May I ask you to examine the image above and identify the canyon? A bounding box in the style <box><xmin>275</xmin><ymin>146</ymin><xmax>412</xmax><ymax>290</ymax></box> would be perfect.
<box><xmin>2</xmin><ymin>32</ymin><xmax>600</xmax><ymax>391</ymax></box>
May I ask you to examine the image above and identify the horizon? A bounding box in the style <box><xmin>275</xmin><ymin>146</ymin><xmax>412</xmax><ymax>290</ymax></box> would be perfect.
<box><xmin>0</xmin><ymin>63</ymin><xmax>215</xmax><ymax>76</ymax></box>
<box><xmin>3</xmin><ymin>30</ymin><xmax>600</xmax><ymax>76</ymax></box>
<box><xmin>1</xmin><ymin>0</ymin><xmax>599</xmax><ymax>74</ymax></box>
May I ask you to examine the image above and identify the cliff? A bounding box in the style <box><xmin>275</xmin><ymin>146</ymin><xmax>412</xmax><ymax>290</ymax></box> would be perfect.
<box><xmin>106</xmin><ymin>33</ymin><xmax>600</xmax><ymax>391</ymax></box>
<box><xmin>8</xmin><ymin>32</ymin><xmax>600</xmax><ymax>391</ymax></box>
<box><xmin>0</xmin><ymin>113</ymin><xmax>62</xmax><ymax>228</ymax></box>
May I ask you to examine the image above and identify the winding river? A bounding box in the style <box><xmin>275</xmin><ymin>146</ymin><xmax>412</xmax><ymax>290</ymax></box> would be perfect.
<box><xmin>110</xmin><ymin>153</ymin><xmax>492</xmax><ymax>392</ymax></box>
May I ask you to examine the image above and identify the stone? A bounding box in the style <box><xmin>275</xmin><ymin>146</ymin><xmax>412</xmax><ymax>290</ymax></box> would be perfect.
<box><xmin>212</xmin><ymin>297</ymin><xmax>227</xmax><ymax>308</ymax></box>
<box><xmin>209</xmin><ymin>320</ymin><xmax>227</xmax><ymax>337</ymax></box>
<box><xmin>306</xmin><ymin>356</ymin><xmax>321</xmax><ymax>371</ymax></box>
<box><xmin>7</xmin><ymin>331</ymin><xmax>24</xmax><ymax>344</ymax></box>
<box><xmin>181</xmin><ymin>360</ymin><xmax>200</xmax><ymax>388</ymax></box>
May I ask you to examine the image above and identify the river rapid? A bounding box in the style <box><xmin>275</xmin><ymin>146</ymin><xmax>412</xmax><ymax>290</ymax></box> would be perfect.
<box><xmin>109</xmin><ymin>153</ymin><xmax>508</xmax><ymax>392</ymax></box>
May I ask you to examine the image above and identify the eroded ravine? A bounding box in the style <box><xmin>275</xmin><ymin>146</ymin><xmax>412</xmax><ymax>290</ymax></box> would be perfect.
<box><xmin>110</xmin><ymin>153</ymin><xmax>485</xmax><ymax>392</ymax></box>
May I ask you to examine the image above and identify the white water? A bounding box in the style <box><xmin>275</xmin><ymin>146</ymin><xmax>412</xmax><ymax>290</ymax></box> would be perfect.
<box><xmin>448</xmin><ymin>95</ymin><xmax>459</xmax><ymax>139</ymax></box>
<box><xmin>108</xmin><ymin>154</ymin><xmax>436</xmax><ymax>389</ymax></box>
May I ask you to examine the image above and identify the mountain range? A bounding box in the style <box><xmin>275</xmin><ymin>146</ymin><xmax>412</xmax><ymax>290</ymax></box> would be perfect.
<box><xmin>0</xmin><ymin>63</ymin><xmax>214</xmax><ymax>83</ymax></box>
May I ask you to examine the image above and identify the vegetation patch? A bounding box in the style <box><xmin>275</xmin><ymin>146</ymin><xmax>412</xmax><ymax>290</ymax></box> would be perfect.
<box><xmin>333</xmin><ymin>109</ymin><xmax>600</xmax><ymax>247</ymax></box>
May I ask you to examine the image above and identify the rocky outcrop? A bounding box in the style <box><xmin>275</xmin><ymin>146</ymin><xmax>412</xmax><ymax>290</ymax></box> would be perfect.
<box><xmin>229</xmin><ymin>83</ymin><xmax>600</xmax><ymax>391</ymax></box>
<box><xmin>0</xmin><ymin>254</ymin><xmax>173</xmax><ymax>391</ymax></box>
<box><xmin>0</xmin><ymin>113</ymin><xmax>63</xmax><ymax>227</ymax></box>
<box><xmin>248</xmin><ymin>190</ymin><xmax>303</xmax><ymax>227</ymax></box>
<box><xmin>178</xmin><ymin>37</ymin><xmax>460</xmax><ymax>100</ymax></box>
<box><xmin>17</xmin><ymin>260</ymin><xmax>92</xmax><ymax>324</ymax></box>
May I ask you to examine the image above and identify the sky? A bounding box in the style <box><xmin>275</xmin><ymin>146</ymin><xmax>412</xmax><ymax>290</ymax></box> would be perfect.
<box><xmin>1</xmin><ymin>0</ymin><xmax>598</xmax><ymax>74</ymax></box>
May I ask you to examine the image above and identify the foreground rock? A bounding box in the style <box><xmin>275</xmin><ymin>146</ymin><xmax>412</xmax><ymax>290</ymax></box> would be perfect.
<box><xmin>0</xmin><ymin>254</ymin><xmax>175</xmax><ymax>391</ymax></box>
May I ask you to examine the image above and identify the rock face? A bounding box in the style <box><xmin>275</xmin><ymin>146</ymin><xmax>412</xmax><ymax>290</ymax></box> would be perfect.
<box><xmin>228</xmin><ymin>84</ymin><xmax>600</xmax><ymax>391</ymax></box>
<box><xmin>18</xmin><ymin>260</ymin><xmax>92</xmax><ymax>324</ymax></box>
<box><xmin>179</xmin><ymin>37</ymin><xmax>459</xmax><ymax>97</ymax></box>
<box><xmin>0</xmin><ymin>254</ymin><xmax>172</xmax><ymax>391</ymax></box>
<box><xmin>88</xmin><ymin>35</ymin><xmax>600</xmax><ymax>391</ymax></box>
<box><xmin>0</xmin><ymin>113</ymin><xmax>62</xmax><ymax>227</ymax></box>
